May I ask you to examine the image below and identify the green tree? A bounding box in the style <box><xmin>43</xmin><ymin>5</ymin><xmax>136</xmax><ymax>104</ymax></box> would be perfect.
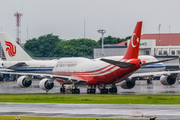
<box><xmin>24</xmin><ymin>34</ymin><xmax>61</xmax><ymax>57</ymax></box>
<box><xmin>53</xmin><ymin>38</ymin><xmax>99</xmax><ymax>57</ymax></box>
<box><xmin>97</xmin><ymin>35</ymin><xmax>131</xmax><ymax>45</ymax></box>
<box><xmin>24</xmin><ymin>34</ymin><xmax>131</xmax><ymax>58</ymax></box>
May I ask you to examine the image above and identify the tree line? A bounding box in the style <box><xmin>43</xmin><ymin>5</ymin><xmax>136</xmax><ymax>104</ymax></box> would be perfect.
<box><xmin>24</xmin><ymin>34</ymin><xmax>130</xmax><ymax>58</ymax></box>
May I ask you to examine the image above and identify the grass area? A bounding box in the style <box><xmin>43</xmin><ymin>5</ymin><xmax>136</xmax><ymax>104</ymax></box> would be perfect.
<box><xmin>0</xmin><ymin>116</ymin><xmax>176</xmax><ymax>120</ymax></box>
<box><xmin>0</xmin><ymin>94</ymin><xmax>180</xmax><ymax>104</ymax></box>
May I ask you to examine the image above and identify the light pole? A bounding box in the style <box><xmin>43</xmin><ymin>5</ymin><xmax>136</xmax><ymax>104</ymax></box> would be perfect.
<box><xmin>97</xmin><ymin>29</ymin><xmax>106</xmax><ymax>57</ymax></box>
<box><xmin>158</xmin><ymin>24</ymin><xmax>161</xmax><ymax>41</ymax></box>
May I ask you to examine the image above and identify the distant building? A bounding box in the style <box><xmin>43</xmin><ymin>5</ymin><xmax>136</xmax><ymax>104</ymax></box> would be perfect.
<box><xmin>141</xmin><ymin>33</ymin><xmax>180</xmax><ymax>56</ymax></box>
<box><xmin>93</xmin><ymin>46</ymin><xmax>127</xmax><ymax>59</ymax></box>
<box><xmin>93</xmin><ymin>33</ymin><xmax>180</xmax><ymax>69</ymax></box>
<box><xmin>116</xmin><ymin>33</ymin><xmax>180</xmax><ymax>56</ymax></box>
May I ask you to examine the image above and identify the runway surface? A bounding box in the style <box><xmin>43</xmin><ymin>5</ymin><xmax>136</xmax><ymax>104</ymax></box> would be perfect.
<box><xmin>0</xmin><ymin>79</ymin><xmax>180</xmax><ymax>94</ymax></box>
<box><xmin>1</xmin><ymin>103</ymin><xmax>180</xmax><ymax>119</ymax></box>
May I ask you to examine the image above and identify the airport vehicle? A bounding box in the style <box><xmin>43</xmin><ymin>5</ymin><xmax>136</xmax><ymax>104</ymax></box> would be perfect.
<box><xmin>0</xmin><ymin>33</ymin><xmax>57</xmax><ymax>73</ymax></box>
<box><xmin>0</xmin><ymin>21</ymin><xmax>178</xmax><ymax>94</ymax></box>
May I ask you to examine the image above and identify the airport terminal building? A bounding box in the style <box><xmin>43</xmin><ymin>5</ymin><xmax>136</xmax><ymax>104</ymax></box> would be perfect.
<box><xmin>94</xmin><ymin>33</ymin><xmax>180</xmax><ymax>58</ymax></box>
<box><xmin>93</xmin><ymin>33</ymin><xmax>180</xmax><ymax>69</ymax></box>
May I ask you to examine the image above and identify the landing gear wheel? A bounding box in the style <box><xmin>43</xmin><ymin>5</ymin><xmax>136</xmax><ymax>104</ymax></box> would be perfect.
<box><xmin>147</xmin><ymin>77</ymin><xmax>153</xmax><ymax>84</ymax></box>
<box><xmin>72</xmin><ymin>89</ymin><xmax>75</xmax><ymax>94</ymax></box>
<box><xmin>100</xmin><ymin>88</ymin><xmax>108</xmax><ymax>94</ymax></box>
<box><xmin>60</xmin><ymin>84</ymin><xmax>66</xmax><ymax>93</ymax></box>
<box><xmin>75</xmin><ymin>88</ymin><xmax>80</xmax><ymax>94</ymax></box>
<box><xmin>72</xmin><ymin>88</ymin><xmax>80</xmax><ymax>94</ymax></box>
<box><xmin>60</xmin><ymin>88</ymin><xmax>65</xmax><ymax>93</ymax></box>
<box><xmin>100</xmin><ymin>85</ymin><xmax>108</xmax><ymax>94</ymax></box>
<box><xmin>87</xmin><ymin>86</ymin><xmax>96</xmax><ymax>94</ymax></box>
<box><xmin>109</xmin><ymin>84</ymin><xmax>117</xmax><ymax>94</ymax></box>
<box><xmin>71</xmin><ymin>84</ymin><xmax>80</xmax><ymax>94</ymax></box>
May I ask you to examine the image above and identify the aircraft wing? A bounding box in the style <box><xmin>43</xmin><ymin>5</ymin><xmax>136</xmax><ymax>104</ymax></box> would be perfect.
<box><xmin>129</xmin><ymin>70</ymin><xmax>180</xmax><ymax>78</ymax></box>
<box><xmin>0</xmin><ymin>71</ymin><xmax>87</xmax><ymax>84</ymax></box>
<box><xmin>141</xmin><ymin>57</ymin><xmax>178</xmax><ymax>66</ymax></box>
<box><xmin>7</xmin><ymin>62</ymin><xmax>28</xmax><ymax>69</ymax></box>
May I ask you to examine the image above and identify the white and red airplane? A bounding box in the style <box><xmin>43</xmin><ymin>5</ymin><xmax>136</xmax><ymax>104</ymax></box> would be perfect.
<box><xmin>0</xmin><ymin>21</ymin><xmax>178</xmax><ymax>94</ymax></box>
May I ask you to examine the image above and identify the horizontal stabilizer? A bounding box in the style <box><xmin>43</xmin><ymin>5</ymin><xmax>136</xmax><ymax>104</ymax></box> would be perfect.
<box><xmin>141</xmin><ymin>57</ymin><xmax>178</xmax><ymax>66</ymax></box>
<box><xmin>100</xmin><ymin>58</ymin><xmax>135</xmax><ymax>68</ymax></box>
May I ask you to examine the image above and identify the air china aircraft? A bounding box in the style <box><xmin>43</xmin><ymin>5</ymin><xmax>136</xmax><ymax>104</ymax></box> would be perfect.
<box><xmin>0</xmin><ymin>34</ymin><xmax>57</xmax><ymax>74</ymax></box>
<box><xmin>0</xmin><ymin>21</ymin><xmax>178</xmax><ymax>94</ymax></box>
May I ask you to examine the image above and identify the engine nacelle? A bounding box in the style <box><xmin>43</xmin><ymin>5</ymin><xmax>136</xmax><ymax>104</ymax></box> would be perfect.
<box><xmin>39</xmin><ymin>78</ymin><xmax>54</xmax><ymax>91</ymax></box>
<box><xmin>160</xmin><ymin>75</ymin><xmax>177</xmax><ymax>85</ymax></box>
<box><xmin>120</xmin><ymin>80</ymin><xmax>135</xmax><ymax>89</ymax></box>
<box><xmin>17</xmin><ymin>76</ymin><xmax>32</xmax><ymax>88</ymax></box>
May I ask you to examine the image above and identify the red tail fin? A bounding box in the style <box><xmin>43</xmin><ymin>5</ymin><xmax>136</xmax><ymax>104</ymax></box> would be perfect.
<box><xmin>123</xmin><ymin>21</ymin><xmax>142</xmax><ymax>59</ymax></box>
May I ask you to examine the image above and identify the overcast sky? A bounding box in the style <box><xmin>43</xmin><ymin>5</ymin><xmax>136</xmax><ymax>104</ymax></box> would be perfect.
<box><xmin>0</xmin><ymin>0</ymin><xmax>179</xmax><ymax>43</ymax></box>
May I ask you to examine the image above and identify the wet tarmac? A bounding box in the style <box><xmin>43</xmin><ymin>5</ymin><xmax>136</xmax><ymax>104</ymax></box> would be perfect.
<box><xmin>1</xmin><ymin>103</ymin><xmax>180</xmax><ymax>119</ymax></box>
<box><xmin>1</xmin><ymin>80</ymin><xmax>180</xmax><ymax>119</ymax></box>
<box><xmin>0</xmin><ymin>79</ymin><xmax>180</xmax><ymax>95</ymax></box>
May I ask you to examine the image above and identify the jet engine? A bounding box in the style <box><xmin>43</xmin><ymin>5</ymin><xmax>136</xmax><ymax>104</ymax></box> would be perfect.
<box><xmin>17</xmin><ymin>76</ymin><xmax>32</xmax><ymax>88</ymax></box>
<box><xmin>39</xmin><ymin>78</ymin><xmax>54</xmax><ymax>91</ymax></box>
<box><xmin>120</xmin><ymin>80</ymin><xmax>135</xmax><ymax>89</ymax></box>
<box><xmin>160</xmin><ymin>74</ymin><xmax>177</xmax><ymax>85</ymax></box>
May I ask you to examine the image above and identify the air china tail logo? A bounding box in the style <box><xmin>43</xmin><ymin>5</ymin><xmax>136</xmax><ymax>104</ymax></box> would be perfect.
<box><xmin>131</xmin><ymin>33</ymin><xmax>139</xmax><ymax>48</ymax></box>
<box><xmin>5</xmin><ymin>41</ymin><xmax>16</xmax><ymax>57</ymax></box>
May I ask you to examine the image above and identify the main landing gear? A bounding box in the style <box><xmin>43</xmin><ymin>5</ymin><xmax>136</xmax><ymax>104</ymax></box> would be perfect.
<box><xmin>100</xmin><ymin>85</ymin><xmax>108</xmax><ymax>94</ymax></box>
<box><xmin>87</xmin><ymin>86</ymin><xmax>96</xmax><ymax>94</ymax></box>
<box><xmin>72</xmin><ymin>84</ymin><xmax>80</xmax><ymax>94</ymax></box>
<box><xmin>108</xmin><ymin>84</ymin><xmax>117</xmax><ymax>94</ymax></box>
<box><xmin>100</xmin><ymin>84</ymin><xmax>117</xmax><ymax>94</ymax></box>
<box><xmin>147</xmin><ymin>77</ymin><xmax>154</xmax><ymax>84</ymax></box>
<box><xmin>60</xmin><ymin>84</ymin><xmax>66</xmax><ymax>93</ymax></box>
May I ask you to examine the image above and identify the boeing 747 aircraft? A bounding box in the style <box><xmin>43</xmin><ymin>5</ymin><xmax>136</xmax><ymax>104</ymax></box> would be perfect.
<box><xmin>0</xmin><ymin>21</ymin><xmax>178</xmax><ymax>94</ymax></box>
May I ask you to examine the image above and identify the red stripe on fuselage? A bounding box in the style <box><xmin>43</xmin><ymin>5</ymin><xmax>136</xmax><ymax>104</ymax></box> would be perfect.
<box><xmin>54</xmin><ymin>59</ymin><xmax>141</xmax><ymax>85</ymax></box>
